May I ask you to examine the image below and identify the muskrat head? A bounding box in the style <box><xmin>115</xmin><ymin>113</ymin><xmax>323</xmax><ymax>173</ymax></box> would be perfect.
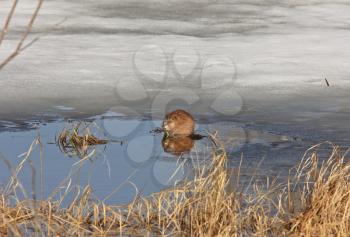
<box><xmin>162</xmin><ymin>118</ymin><xmax>175</xmax><ymax>133</ymax></box>
<box><xmin>162</xmin><ymin>110</ymin><xmax>195</xmax><ymax>137</ymax></box>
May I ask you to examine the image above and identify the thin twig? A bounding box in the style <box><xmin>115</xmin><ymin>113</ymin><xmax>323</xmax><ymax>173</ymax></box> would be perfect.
<box><xmin>0</xmin><ymin>0</ymin><xmax>44</xmax><ymax>70</ymax></box>
<box><xmin>0</xmin><ymin>0</ymin><xmax>19</xmax><ymax>46</ymax></box>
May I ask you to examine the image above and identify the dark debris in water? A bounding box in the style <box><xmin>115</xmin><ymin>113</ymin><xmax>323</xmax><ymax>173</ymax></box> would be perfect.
<box><xmin>150</xmin><ymin>127</ymin><xmax>164</xmax><ymax>134</ymax></box>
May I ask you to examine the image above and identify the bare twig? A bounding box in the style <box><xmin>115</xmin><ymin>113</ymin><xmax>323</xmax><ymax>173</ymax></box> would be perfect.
<box><xmin>0</xmin><ymin>0</ymin><xmax>44</xmax><ymax>70</ymax></box>
<box><xmin>0</xmin><ymin>0</ymin><xmax>19</xmax><ymax>46</ymax></box>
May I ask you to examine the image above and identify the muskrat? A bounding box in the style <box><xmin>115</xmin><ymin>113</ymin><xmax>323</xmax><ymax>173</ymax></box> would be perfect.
<box><xmin>162</xmin><ymin>109</ymin><xmax>195</xmax><ymax>137</ymax></box>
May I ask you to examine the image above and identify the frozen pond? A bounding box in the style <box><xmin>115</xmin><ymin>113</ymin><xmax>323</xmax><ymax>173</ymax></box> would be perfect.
<box><xmin>0</xmin><ymin>0</ymin><xmax>350</xmax><ymax>204</ymax></box>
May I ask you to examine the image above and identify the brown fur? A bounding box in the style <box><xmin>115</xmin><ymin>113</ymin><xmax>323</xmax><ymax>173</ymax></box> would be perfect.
<box><xmin>162</xmin><ymin>136</ymin><xmax>194</xmax><ymax>156</ymax></box>
<box><xmin>162</xmin><ymin>109</ymin><xmax>195</xmax><ymax>136</ymax></box>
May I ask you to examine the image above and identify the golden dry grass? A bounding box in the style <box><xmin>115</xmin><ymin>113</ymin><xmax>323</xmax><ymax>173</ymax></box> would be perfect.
<box><xmin>286</xmin><ymin>144</ymin><xmax>350</xmax><ymax>236</ymax></box>
<box><xmin>0</xmin><ymin>139</ymin><xmax>349</xmax><ymax>236</ymax></box>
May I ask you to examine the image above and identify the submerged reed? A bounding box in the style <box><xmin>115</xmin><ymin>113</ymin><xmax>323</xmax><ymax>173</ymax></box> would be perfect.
<box><xmin>57</xmin><ymin>122</ymin><xmax>108</xmax><ymax>158</ymax></box>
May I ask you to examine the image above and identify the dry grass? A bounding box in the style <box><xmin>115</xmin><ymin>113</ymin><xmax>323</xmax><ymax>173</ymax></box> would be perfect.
<box><xmin>286</xmin><ymin>144</ymin><xmax>350</xmax><ymax>236</ymax></box>
<box><xmin>0</xmin><ymin>138</ymin><xmax>349</xmax><ymax>236</ymax></box>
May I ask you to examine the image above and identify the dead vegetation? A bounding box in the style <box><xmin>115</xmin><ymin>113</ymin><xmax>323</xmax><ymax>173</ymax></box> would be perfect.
<box><xmin>286</xmin><ymin>144</ymin><xmax>350</xmax><ymax>236</ymax></box>
<box><xmin>0</xmin><ymin>138</ymin><xmax>349</xmax><ymax>236</ymax></box>
<box><xmin>57</xmin><ymin>122</ymin><xmax>109</xmax><ymax>158</ymax></box>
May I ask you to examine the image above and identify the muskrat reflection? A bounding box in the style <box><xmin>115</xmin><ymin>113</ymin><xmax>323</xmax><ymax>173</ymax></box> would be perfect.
<box><xmin>162</xmin><ymin>136</ymin><xmax>195</xmax><ymax>156</ymax></box>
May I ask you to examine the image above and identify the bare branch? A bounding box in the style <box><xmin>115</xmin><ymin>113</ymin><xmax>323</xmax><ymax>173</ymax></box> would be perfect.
<box><xmin>0</xmin><ymin>0</ymin><xmax>19</xmax><ymax>47</ymax></box>
<box><xmin>0</xmin><ymin>0</ymin><xmax>44</xmax><ymax>71</ymax></box>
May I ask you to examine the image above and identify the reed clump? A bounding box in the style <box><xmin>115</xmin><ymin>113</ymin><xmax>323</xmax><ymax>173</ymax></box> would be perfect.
<box><xmin>0</xmin><ymin>140</ymin><xmax>349</xmax><ymax>236</ymax></box>
<box><xmin>286</xmin><ymin>144</ymin><xmax>350</xmax><ymax>236</ymax></box>
<box><xmin>57</xmin><ymin>123</ymin><xmax>108</xmax><ymax>158</ymax></box>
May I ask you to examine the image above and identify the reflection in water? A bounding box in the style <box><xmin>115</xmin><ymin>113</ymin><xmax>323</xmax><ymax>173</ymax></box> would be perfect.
<box><xmin>162</xmin><ymin>136</ymin><xmax>195</xmax><ymax>156</ymax></box>
<box><xmin>161</xmin><ymin>133</ymin><xmax>207</xmax><ymax>156</ymax></box>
